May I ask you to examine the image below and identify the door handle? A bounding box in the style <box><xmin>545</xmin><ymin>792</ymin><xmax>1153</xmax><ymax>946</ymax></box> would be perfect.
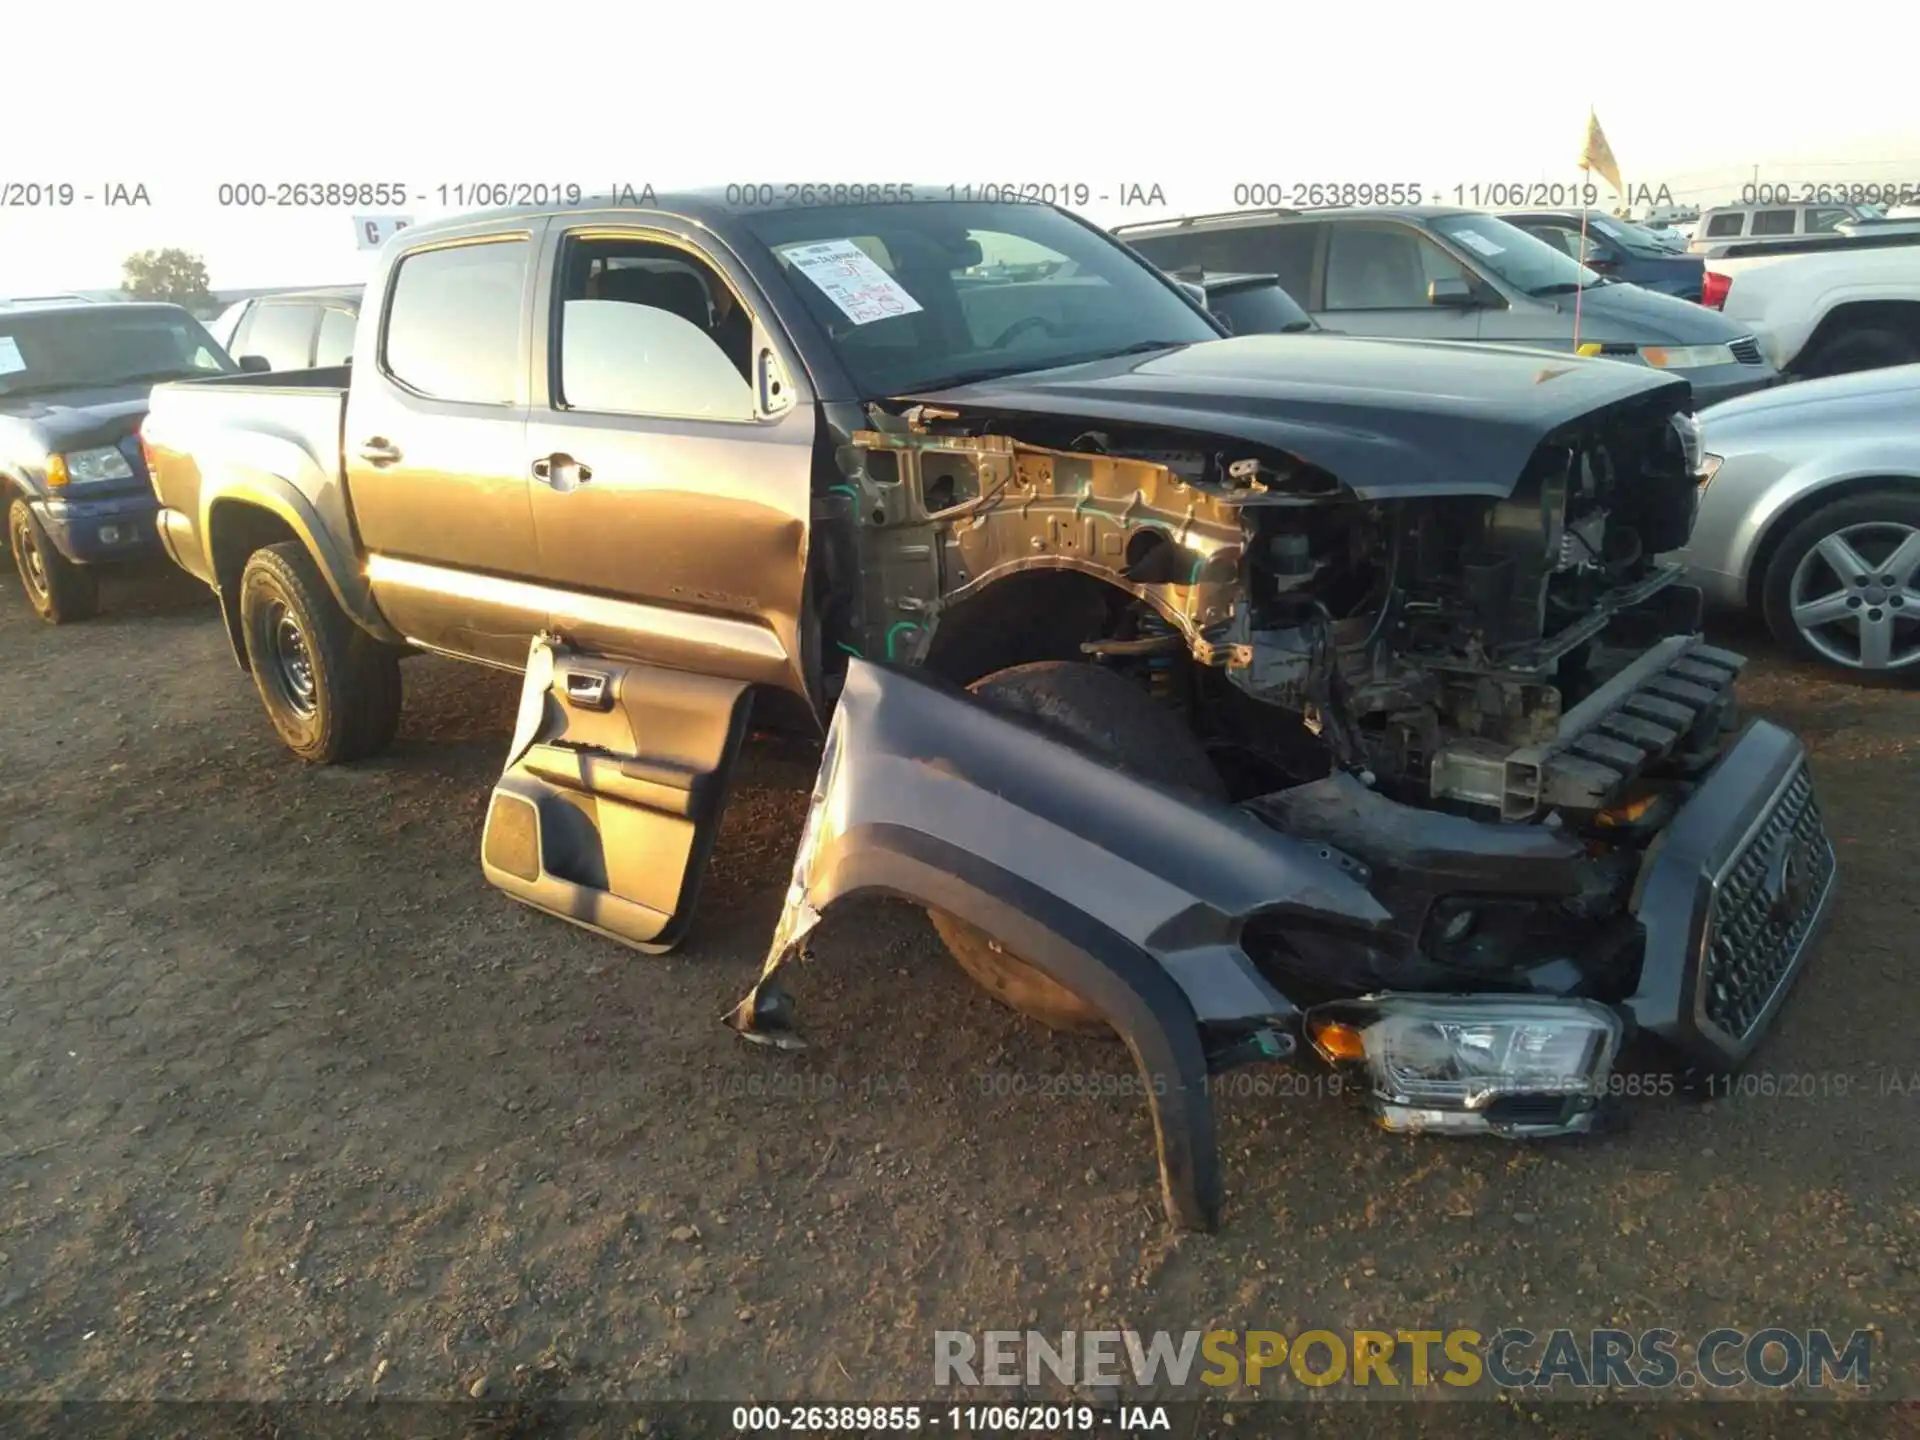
<box><xmin>532</xmin><ymin>454</ymin><xmax>592</xmax><ymax>489</ymax></box>
<box><xmin>563</xmin><ymin>669</ymin><xmax>610</xmax><ymax>709</ymax></box>
<box><xmin>359</xmin><ymin>438</ymin><xmax>402</xmax><ymax>466</ymax></box>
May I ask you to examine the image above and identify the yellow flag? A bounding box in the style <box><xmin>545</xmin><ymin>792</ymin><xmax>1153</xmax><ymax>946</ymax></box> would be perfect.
<box><xmin>1579</xmin><ymin>110</ymin><xmax>1623</xmax><ymax>196</ymax></box>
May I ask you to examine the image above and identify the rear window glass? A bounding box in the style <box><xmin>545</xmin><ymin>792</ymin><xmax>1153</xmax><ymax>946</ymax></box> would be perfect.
<box><xmin>383</xmin><ymin>239</ymin><xmax>529</xmax><ymax>404</ymax></box>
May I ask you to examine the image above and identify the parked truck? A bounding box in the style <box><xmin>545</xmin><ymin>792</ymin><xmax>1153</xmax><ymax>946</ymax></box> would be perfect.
<box><xmin>143</xmin><ymin>191</ymin><xmax>1837</xmax><ymax>1230</ymax></box>
<box><xmin>1698</xmin><ymin>240</ymin><xmax>1920</xmax><ymax>377</ymax></box>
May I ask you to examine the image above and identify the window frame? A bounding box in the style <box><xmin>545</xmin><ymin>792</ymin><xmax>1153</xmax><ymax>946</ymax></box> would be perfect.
<box><xmin>1320</xmin><ymin>218</ymin><xmax>1475</xmax><ymax>312</ymax></box>
<box><xmin>315</xmin><ymin>305</ymin><xmax>357</xmax><ymax>367</ymax></box>
<box><xmin>236</xmin><ymin>300</ymin><xmax>322</xmax><ymax>370</ymax></box>
<box><xmin>544</xmin><ymin>226</ymin><xmax>777</xmax><ymax>427</ymax></box>
<box><xmin>1703</xmin><ymin>211</ymin><xmax>1746</xmax><ymax>238</ymax></box>
<box><xmin>377</xmin><ymin>232</ymin><xmax>536</xmax><ymax>407</ymax></box>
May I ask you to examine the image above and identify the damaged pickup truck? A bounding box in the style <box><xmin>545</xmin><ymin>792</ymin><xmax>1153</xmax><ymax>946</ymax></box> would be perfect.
<box><xmin>143</xmin><ymin>192</ymin><xmax>1838</xmax><ymax>1231</ymax></box>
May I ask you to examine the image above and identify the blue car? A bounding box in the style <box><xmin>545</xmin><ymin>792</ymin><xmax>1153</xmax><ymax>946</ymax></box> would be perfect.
<box><xmin>1503</xmin><ymin>210</ymin><xmax>1706</xmax><ymax>302</ymax></box>
<box><xmin>1</xmin><ymin>301</ymin><xmax>237</xmax><ymax>622</ymax></box>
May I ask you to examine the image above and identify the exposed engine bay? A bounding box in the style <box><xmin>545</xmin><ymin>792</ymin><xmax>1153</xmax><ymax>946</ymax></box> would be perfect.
<box><xmin>815</xmin><ymin>392</ymin><xmax>1766</xmax><ymax>1015</ymax></box>
<box><xmin>834</xmin><ymin>391</ymin><xmax>1722</xmax><ymax>824</ymax></box>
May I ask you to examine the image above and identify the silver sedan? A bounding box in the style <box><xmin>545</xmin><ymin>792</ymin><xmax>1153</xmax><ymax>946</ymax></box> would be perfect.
<box><xmin>1675</xmin><ymin>364</ymin><xmax>1920</xmax><ymax>679</ymax></box>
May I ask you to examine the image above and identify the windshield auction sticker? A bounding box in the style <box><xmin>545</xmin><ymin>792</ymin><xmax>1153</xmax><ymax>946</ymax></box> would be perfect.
<box><xmin>785</xmin><ymin>239</ymin><xmax>924</xmax><ymax>326</ymax></box>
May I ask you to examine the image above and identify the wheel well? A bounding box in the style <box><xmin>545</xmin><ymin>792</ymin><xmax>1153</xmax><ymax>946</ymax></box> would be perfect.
<box><xmin>1744</xmin><ymin>477</ymin><xmax>1917</xmax><ymax>610</ymax></box>
<box><xmin>1792</xmin><ymin>300</ymin><xmax>1920</xmax><ymax>371</ymax></box>
<box><xmin>208</xmin><ymin>501</ymin><xmax>302</xmax><ymax>667</ymax></box>
<box><xmin>920</xmin><ymin>569</ymin><xmax>1134</xmax><ymax>687</ymax></box>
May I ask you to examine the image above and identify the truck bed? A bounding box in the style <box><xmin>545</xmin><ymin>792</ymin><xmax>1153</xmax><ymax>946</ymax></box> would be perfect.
<box><xmin>143</xmin><ymin>366</ymin><xmax>352</xmax><ymax>590</ymax></box>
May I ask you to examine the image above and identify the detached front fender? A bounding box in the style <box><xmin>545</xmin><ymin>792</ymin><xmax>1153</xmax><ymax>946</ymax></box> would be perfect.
<box><xmin>728</xmin><ymin>660</ymin><xmax>1392</xmax><ymax>1232</ymax></box>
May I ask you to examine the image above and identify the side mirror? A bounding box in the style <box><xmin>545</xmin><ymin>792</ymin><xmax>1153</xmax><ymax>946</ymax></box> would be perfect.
<box><xmin>1428</xmin><ymin>277</ymin><xmax>1476</xmax><ymax>308</ymax></box>
<box><xmin>238</xmin><ymin>354</ymin><xmax>272</xmax><ymax>373</ymax></box>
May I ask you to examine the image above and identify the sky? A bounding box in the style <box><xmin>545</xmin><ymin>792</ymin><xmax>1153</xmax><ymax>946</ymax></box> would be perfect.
<box><xmin>5</xmin><ymin>1</ymin><xmax>1919</xmax><ymax>293</ymax></box>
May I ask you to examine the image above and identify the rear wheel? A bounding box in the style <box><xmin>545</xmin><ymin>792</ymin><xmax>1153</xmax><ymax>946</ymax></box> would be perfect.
<box><xmin>929</xmin><ymin>660</ymin><xmax>1226</xmax><ymax>1033</ymax></box>
<box><xmin>238</xmin><ymin>542</ymin><xmax>403</xmax><ymax>763</ymax></box>
<box><xmin>1797</xmin><ymin>326</ymin><xmax>1919</xmax><ymax>379</ymax></box>
<box><xmin>8</xmin><ymin>496</ymin><xmax>99</xmax><ymax>624</ymax></box>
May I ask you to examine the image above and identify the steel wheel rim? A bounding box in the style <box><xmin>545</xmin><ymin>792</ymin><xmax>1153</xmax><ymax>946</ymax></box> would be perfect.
<box><xmin>19</xmin><ymin>527</ymin><xmax>48</xmax><ymax>597</ymax></box>
<box><xmin>1788</xmin><ymin>519</ymin><xmax>1920</xmax><ymax>672</ymax></box>
<box><xmin>266</xmin><ymin>602</ymin><xmax>319</xmax><ymax>715</ymax></box>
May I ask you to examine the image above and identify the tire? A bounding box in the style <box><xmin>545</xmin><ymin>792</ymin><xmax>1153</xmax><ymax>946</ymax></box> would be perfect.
<box><xmin>238</xmin><ymin>541</ymin><xmax>403</xmax><ymax>763</ymax></box>
<box><xmin>929</xmin><ymin>660</ymin><xmax>1226</xmax><ymax>1033</ymax></box>
<box><xmin>1759</xmin><ymin>490</ymin><xmax>1920</xmax><ymax>683</ymax></box>
<box><xmin>8</xmin><ymin>496</ymin><xmax>99</xmax><ymax>624</ymax></box>
<box><xmin>1797</xmin><ymin>327</ymin><xmax>1919</xmax><ymax>380</ymax></box>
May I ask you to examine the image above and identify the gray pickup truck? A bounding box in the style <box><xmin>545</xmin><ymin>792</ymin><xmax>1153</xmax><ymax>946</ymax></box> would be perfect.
<box><xmin>144</xmin><ymin>190</ymin><xmax>1837</xmax><ymax>1231</ymax></box>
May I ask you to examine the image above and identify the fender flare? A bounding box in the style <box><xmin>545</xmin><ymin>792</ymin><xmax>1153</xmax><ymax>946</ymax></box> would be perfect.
<box><xmin>203</xmin><ymin>479</ymin><xmax>402</xmax><ymax>662</ymax></box>
<box><xmin>797</xmin><ymin>822</ymin><xmax>1225</xmax><ymax>1232</ymax></box>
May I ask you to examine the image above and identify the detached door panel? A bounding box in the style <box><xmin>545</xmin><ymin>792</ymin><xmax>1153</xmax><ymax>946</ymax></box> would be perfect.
<box><xmin>482</xmin><ymin>636</ymin><xmax>752</xmax><ymax>952</ymax></box>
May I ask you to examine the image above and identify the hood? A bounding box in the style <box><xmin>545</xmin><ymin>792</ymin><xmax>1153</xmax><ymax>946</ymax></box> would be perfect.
<box><xmin>899</xmin><ymin>334</ymin><xmax>1690</xmax><ymax>499</ymax></box>
<box><xmin>0</xmin><ymin>383</ymin><xmax>154</xmax><ymax>452</ymax></box>
<box><xmin>1702</xmin><ymin>363</ymin><xmax>1920</xmax><ymax>429</ymax></box>
<box><xmin>1566</xmin><ymin>279</ymin><xmax>1744</xmax><ymax>342</ymax></box>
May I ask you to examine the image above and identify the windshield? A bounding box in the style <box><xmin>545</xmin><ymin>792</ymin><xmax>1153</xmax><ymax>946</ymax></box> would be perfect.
<box><xmin>0</xmin><ymin>308</ymin><xmax>235</xmax><ymax>396</ymax></box>
<box><xmin>741</xmin><ymin>201</ymin><xmax>1220</xmax><ymax>394</ymax></box>
<box><xmin>1589</xmin><ymin>214</ymin><xmax>1685</xmax><ymax>252</ymax></box>
<box><xmin>1429</xmin><ymin>213</ymin><xmax>1602</xmax><ymax>296</ymax></box>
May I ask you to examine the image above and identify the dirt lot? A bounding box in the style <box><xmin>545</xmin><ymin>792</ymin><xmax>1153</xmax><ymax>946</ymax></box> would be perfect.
<box><xmin>0</xmin><ymin>562</ymin><xmax>1915</xmax><ymax>1430</ymax></box>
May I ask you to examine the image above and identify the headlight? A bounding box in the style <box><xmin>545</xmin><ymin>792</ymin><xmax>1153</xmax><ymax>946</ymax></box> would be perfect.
<box><xmin>1670</xmin><ymin>411</ymin><xmax>1703</xmax><ymax>474</ymax></box>
<box><xmin>1640</xmin><ymin>343</ymin><xmax>1734</xmax><ymax>370</ymax></box>
<box><xmin>1306</xmin><ymin>995</ymin><xmax>1623</xmax><ymax>1135</ymax></box>
<box><xmin>47</xmin><ymin>445</ymin><xmax>135</xmax><ymax>487</ymax></box>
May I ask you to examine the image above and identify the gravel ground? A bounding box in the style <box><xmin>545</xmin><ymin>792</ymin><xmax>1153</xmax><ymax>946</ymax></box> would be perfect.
<box><xmin>0</xmin><ymin>562</ymin><xmax>1914</xmax><ymax>1436</ymax></box>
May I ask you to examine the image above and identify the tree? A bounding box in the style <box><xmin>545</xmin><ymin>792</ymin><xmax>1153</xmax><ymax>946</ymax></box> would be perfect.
<box><xmin>121</xmin><ymin>249</ymin><xmax>213</xmax><ymax>308</ymax></box>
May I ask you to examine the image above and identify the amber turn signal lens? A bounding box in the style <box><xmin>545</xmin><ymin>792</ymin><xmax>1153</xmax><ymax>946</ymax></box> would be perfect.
<box><xmin>45</xmin><ymin>454</ymin><xmax>70</xmax><ymax>489</ymax></box>
<box><xmin>1310</xmin><ymin>1018</ymin><xmax>1368</xmax><ymax>1063</ymax></box>
<box><xmin>1597</xmin><ymin>792</ymin><xmax>1657</xmax><ymax>828</ymax></box>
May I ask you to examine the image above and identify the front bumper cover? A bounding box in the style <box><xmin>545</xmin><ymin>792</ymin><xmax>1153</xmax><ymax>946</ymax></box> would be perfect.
<box><xmin>732</xmin><ymin>663</ymin><xmax>1837</xmax><ymax>1230</ymax></box>
<box><xmin>34</xmin><ymin>491</ymin><xmax>162</xmax><ymax>564</ymax></box>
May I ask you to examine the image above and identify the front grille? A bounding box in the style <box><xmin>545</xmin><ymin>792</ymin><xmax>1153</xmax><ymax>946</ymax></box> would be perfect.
<box><xmin>1729</xmin><ymin>337</ymin><xmax>1763</xmax><ymax>365</ymax></box>
<box><xmin>1700</xmin><ymin>765</ymin><xmax>1834</xmax><ymax>1041</ymax></box>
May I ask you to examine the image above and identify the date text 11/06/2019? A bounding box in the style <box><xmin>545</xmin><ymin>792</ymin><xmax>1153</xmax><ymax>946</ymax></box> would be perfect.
<box><xmin>1228</xmin><ymin>181</ymin><xmax>1681</xmax><ymax>210</ymax></box>
<box><xmin>730</xmin><ymin>1405</ymin><xmax>1172</xmax><ymax>1431</ymax></box>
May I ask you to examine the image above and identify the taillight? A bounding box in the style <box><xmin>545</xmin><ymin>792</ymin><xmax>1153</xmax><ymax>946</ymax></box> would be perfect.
<box><xmin>137</xmin><ymin>424</ymin><xmax>157</xmax><ymax>474</ymax></box>
<box><xmin>1701</xmin><ymin>271</ymin><xmax>1731</xmax><ymax>310</ymax></box>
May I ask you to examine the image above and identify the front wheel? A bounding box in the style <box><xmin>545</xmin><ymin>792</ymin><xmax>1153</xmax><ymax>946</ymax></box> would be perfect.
<box><xmin>8</xmin><ymin>496</ymin><xmax>99</xmax><ymax>624</ymax></box>
<box><xmin>238</xmin><ymin>541</ymin><xmax>403</xmax><ymax>762</ymax></box>
<box><xmin>1760</xmin><ymin>491</ymin><xmax>1920</xmax><ymax>682</ymax></box>
<box><xmin>929</xmin><ymin>659</ymin><xmax>1227</xmax><ymax>1033</ymax></box>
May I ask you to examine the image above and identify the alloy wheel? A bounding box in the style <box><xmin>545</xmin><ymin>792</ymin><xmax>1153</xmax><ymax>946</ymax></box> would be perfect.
<box><xmin>1788</xmin><ymin>520</ymin><xmax>1920</xmax><ymax>672</ymax></box>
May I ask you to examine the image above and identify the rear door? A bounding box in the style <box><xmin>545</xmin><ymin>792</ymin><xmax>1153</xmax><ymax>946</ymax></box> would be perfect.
<box><xmin>346</xmin><ymin>223</ymin><xmax>550</xmax><ymax>666</ymax></box>
<box><xmin>520</xmin><ymin>216</ymin><xmax>817</xmax><ymax>700</ymax></box>
<box><xmin>481</xmin><ymin>634</ymin><xmax>753</xmax><ymax>953</ymax></box>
